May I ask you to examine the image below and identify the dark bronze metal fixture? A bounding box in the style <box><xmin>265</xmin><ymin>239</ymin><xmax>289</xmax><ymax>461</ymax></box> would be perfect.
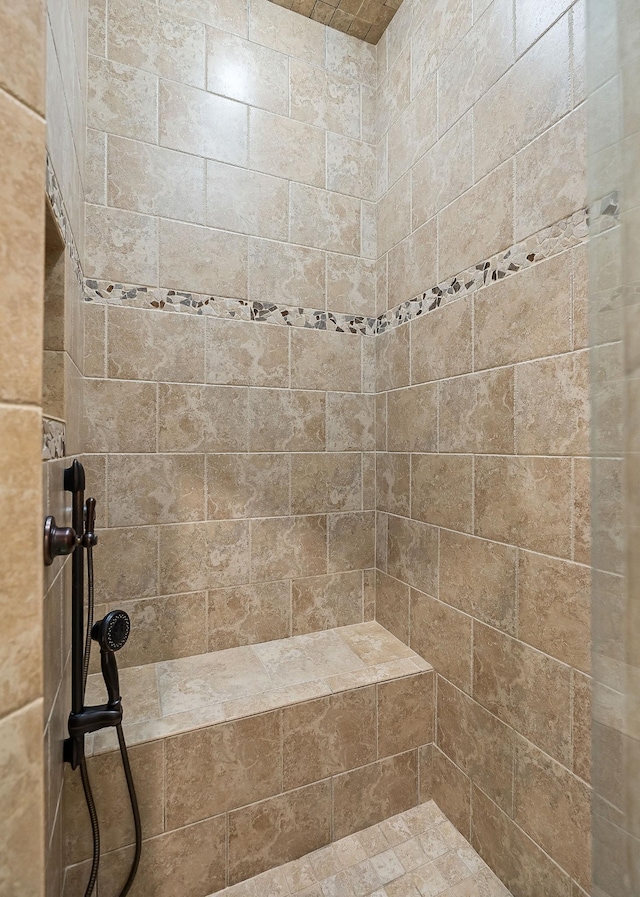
<box><xmin>42</xmin><ymin>515</ymin><xmax>76</xmax><ymax>566</ymax></box>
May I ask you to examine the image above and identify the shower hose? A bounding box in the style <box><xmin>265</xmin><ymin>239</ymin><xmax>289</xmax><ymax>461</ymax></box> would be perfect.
<box><xmin>78</xmin><ymin>542</ymin><xmax>142</xmax><ymax>897</ymax></box>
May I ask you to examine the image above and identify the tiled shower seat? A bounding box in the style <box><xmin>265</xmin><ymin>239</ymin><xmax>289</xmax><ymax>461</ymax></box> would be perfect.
<box><xmin>64</xmin><ymin>623</ymin><xmax>436</xmax><ymax>897</ymax></box>
<box><xmin>84</xmin><ymin>622</ymin><xmax>431</xmax><ymax>756</ymax></box>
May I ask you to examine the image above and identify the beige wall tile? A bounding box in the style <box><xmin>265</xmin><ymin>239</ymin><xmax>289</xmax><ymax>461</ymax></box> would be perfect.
<box><xmin>107</xmin><ymin>136</ymin><xmax>205</xmax><ymax>224</ymax></box>
<box><xmin>517</xmin><ymin>551</ymin><xmax>591</xmax><ymax>672</ymax></box>
<box><xmin>411</xmin><ymin>297</ymin><xmax>473</xmax><ymax>384</ymax></box>
<box><xmin>290</xmin><ymin>57</ymin><xmax>360</xmax><ymax>140</ymax></box>
<box><xmin>377</xmin><ymin>172</ymin><xmax>411</xmax><ymax>255</ymax></box>
<box><xmin>82</xmin><ymin>379</ymin><xmax>157</xmax><ymax>452</ymax></box>
<box><xmin>85</xmin><ymin>128</ymin><xmax>106</xmax><ymax>205</ymax></box>
<box><xmin>438</xmin><ymin>678</ymin><xmax>515</xmax><ymax>813</ymax></box>
<box><xmin>514</xmin><ymin>740</ymin><xmax>591</xmax><ymax>889</ymax></box>
<box><xmin>515</xmin><ymin>106</ymin><xmax>587</xmax><ymax>241</ymax></box>
<box><xmin>378</xmin><ymin>672</ymin><xmax>434</xmax><ymax>756</ymax></box>
<box><xmin>283</xmin><ymin>688</ymin><xmax>376</xmax><ymax>788</ymax></box>
<box><xmin>475</xmin><ymin>455</ymin><xmax>572</xmax><ymax>558</ymax></box>
<box><xmin>410</xmin><ymin>0</ymin><xmax>472</xmax><ymax>98</ymax></box>
<box><xmin>291</xmin><ymin>329</ymin><xmax>362</xmax><ymax>392</ymax></box>
<box><xmin>87</xmin><ymin>54</ymin><xmax>157</xmax><ymax>142</ymax></box>
<box><xmin>438</xmin><ymin>162</ymin><xmax>514</xmax><ymax>281</ymax></box>
<box><xmin>440</xmin><ymin>531</ymin><xmax>517</xmax><ymax>634</ymax></box>
<box><xmin>572</xmin><ymin>672</ymin><xmax>591</xmax><ymax>783</ymax></box>
<box><xmin>250</xmin><ymin>0</ymin><xmax>325</xmax><ymax>65</ymax></box>
<box><xmin>290</xmin><ymin>183</ymin><xmax>361</xmax><ymax>255</ymax></box>
<box><xmin>376</xmin><ymin>453</ymin><xmax>410</xmax><ymax>516</ymax></box>
<box><xmin>292</xmin><ymin>570</ymin><xmax>364</xmax><ymax>634</ymax></box>
<box><xmin>207</xmin><ymin>453</ymin><xmax>290</xmax><ymax>519</ymax></box>
<box><xmin>328</xmin><ymin>512</ymin><xmax>376</xmax><ymax>572</ymax></box>
<box><xmin>206</xmin><ymin>161</ymin><xmax>288</xmax><ymax>241</ymax></box>
<box><xmin>108</xmin><ymin>0</ymin><xmax>205</xmax><ymax>88</ymax></box>
<box><xmin>165</xmin><ymin>712</ymin><xmax>282</xmax><ymax>827</ymax></box>
<box><xmin>159</xmin><ymin>79</ymin><xmax>248</xmax><ymax>165</ymax></box>
<box><xmin>248</xmin><ymin>388</ymin><xmax>325</xmax><ymax>452</ymax></box>
<box><xmin>377</xmin><ymin>44</ymin><xmax>410</xmax><ymax>138</ymax></box>
<box><xmin>159</xmin><ymin>384</ymin><xmax>248</xmax><ymax>453</ymax></box>
<box><xmin>83</xmin><ymin>302</ymin><xmax>106</xmax><ymax>378</ymax></box>
<box><xmin>93</xmin><ymin>525</ymin><xmax>158</xmax><ymax>603</ymax></box>
<box><xmin>159</xmin><ymin>519</ymin><xmax>250</xmax><ymax>592</ymax></box>
<box><xmin>108</xmin><ymin>453</ymin><xmax>204</xmax><ymax>526</ymax></box>
<box><xmin>206</xmin><ymin>318</ymin><xmax>289</xmax><ymax>387</ymax></box>
<box><xmin>251</xmin><ymin>515</ymin><xmax>327</xmax><ymax>581</ymax></box>
<box><xmin>327</xmin><ymin>392</ymin><xmax>375</xmax><ymax>452</ymax></box>
<box><xmin>387</xmin><ymin>517</ymin><xmax>438</xmax><ymax>597</ymax></box>
<box><xmin>515</xmin><ymin>0</ymin><xmax>572</xmax><ymax>54</ymax></box>
<box><xmin>388</xmin><ymin>219</ymin><xmax>438</xmax><ymax>308</ymax></box>
<box><xmin>388</xmin><ymin>77</ymin><xmax>437</xmax><ymax>186</ymax></box>
<box><xmin>376</xmin><ymin>326</ymin><xmax>410</xmax><ymax>391</ymax></box>
<box><xmin>474</xmin><ymin>255</ymin><xmax>572</xmax><ymax>371</ymax></box>
<box><xmin>375</xmin><ymin>570</ymin><xmax>410</xmax><ymax>644</ymax></box>
<box><xmin>327</xmin><ymin>133</ymin><xmax>376</xmax><ymax>201</ymax></box>
<box><xmin>333</xmin><ymin>752</ymin><xmax>418</xmax><ymax>839</ymax></box>
<box><xmin>327</xmin><ymin>27</ymin><xmax>376</xmax><ymax>85</ymax></box>
<box><xmin>387</xmin><ymin>384</ymin><xmax>437</xmax><ymax>453</ymax></box>
<box><xmin>0</xmin><ymin>0</ymin><xmax>44</xmax><ymax>112</ymax></box>
<box><xmin>207</xmin><ymin>27</ymin><xmax>289</xmax><ymax>115</ymax></box>
<box><xmin>474</xmin><ymin>17</ymin><xmax>570</xmax><ymax>180</ymax></box>
<box><xmin>229</xmin><ymin>782</ymin><xmax>331</xmax><ymax>883</ymax></box>
<box><xmin>108</xmin><ymin>306</ymin><xmax>205</xmax><ymax>382</ymax></box>
<box><xmin>411</xmin><ymin>453</ymin><xmax>474</xmax><ymax>532</ymax></box>
<box><xmin>291</xmin><ymin>453</ymin><xmax>361</xmax><ymax>514</ymax></box>
<box><xmin>411</xmin><ymin>112</ymin><xmax>473</xmax><ymax>230</ymax></box>
<box><xmin>410</xmin><ymin>590</ymin><xmax>473</xmax><ymax>692</ymax></box>
<box><xmin>430</xmin><ymin>747</ymin><xmax>471</xmax><ymax>840</ymax></box>
<box><xmin>473</xmin><ymin>623</ymin><xmax>572</xmax><ymax>763</ymax></box>
<box><xmin>159</xmin><ymin>219</ymin><xmax>248</xmax><ymax>297</ymax></box>
<box><xmin>85</xmin><ymin>203</ymin><xmax>158</xmax><ymax>284</ymax></box>
<box><xmin>162</xmin><ymin>0</ymin><xmax>248</xmax><ymax>34</ymax></box>
<box><xmin>439</xmin><ymin>368</ymin><xmax>514</xmax><ymax>454</ymax></box>
<box><xmin>248</xmin><ymin>238</ymin><xmax>326</xmax><ymax>306</ymax></box>
<box><xmin>208</xmin><ymin>581</ymin><xmax>291</xmax><ymax>650</ymax></box>
<box><xmin>250</xmin><ymin>108</ymin><xmax>325</xmax><ymax>187</ymax></box>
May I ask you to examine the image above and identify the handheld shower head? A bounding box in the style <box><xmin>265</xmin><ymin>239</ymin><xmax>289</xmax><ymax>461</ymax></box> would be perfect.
<box><xmin>91</xmin><ymin>611</ymin><xmax>131</xmax><ymax>708</ymax></box>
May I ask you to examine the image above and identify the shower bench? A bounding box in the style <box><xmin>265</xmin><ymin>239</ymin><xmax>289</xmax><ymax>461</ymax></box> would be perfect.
<box><xmin>62</xmin><ymin>622</ymin><xmax>434</xmax><ymax>897</ymax></box>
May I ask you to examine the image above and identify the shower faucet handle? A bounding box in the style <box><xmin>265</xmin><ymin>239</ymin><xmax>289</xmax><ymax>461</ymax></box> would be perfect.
<box><xmin>43</xmin><ymin>516</ymin><xmax>77</xmax><ymax>566</ymax></box>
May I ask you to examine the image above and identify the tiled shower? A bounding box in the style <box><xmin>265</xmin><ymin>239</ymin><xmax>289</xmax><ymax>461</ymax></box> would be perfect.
<box><xmin>1</xmin><ymin>0</ymin><xmax>638</xmax><ymax>895</ymax></box>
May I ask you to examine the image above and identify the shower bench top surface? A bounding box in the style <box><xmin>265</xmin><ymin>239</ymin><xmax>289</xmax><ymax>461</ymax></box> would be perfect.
<box><xmin>85</xmin><ymin>621</ymin><xmax>431</xmax><ymax>756</ymax></box>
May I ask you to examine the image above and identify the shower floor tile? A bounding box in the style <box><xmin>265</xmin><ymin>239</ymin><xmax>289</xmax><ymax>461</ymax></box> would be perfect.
<box><xmin>85</xmin><ymin>621</ymin><xmax>430</xmax><ymax>756</ymax></box>
<box><xmin>207</xmin><ymin>801</ymin><xmax>512</xmax><ymax>897</ymax></box>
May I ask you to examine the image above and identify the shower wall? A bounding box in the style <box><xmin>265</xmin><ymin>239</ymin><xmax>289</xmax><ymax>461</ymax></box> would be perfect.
<box><xmin>82</xmin><ymin>0</ymin><xmax>378</xmax><ymax>669</ymax></box>
<box><xmin>374</xmin><ymin>1</ymin><xmax>592</xmax><ymax>895</ymax></box>
<box><xmin>0</xmin><ymin>0</ymin><xmax>46</xmax><ymax>893</ymax></box>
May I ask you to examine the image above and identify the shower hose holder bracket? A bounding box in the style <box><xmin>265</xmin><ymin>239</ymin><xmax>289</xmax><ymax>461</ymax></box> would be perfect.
<box><xmin>64</xmin><ymin>701</ymin><xmax>123</xmax><ymax>769</ymax></box>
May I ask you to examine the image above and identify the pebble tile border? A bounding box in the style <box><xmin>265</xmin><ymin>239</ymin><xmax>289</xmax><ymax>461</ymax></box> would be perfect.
<box><xmin>42</xmin><ymin>417</ymin><xmax>66</xmax><ymax>461</ymax></box>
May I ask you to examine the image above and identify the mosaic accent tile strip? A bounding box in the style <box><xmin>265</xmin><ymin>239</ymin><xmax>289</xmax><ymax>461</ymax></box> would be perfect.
<box><xmin>45</xmin><ymin>152</ymin><xmax>83</xmax><ymax>288</ymax></box>
<box><xmin>83</xmin><ymin>199</ymin><xmax>618</xmax><ymax>338</ymax></box>
<box><xmin>42</xmin><ymin>417</ymin><xmax>66</xmax><ymax>461</ymax></box>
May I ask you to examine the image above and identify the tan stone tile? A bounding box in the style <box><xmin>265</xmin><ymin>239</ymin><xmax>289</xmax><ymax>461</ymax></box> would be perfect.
<box><xmin>326</xmin><ymin>254</ymin><xmax>377</xmax><ymax>317</ymax></box>
<box><xmin>573</xmin><ymin>457</ymin><xmax>592</xmax><ymax>567</ymax></box>
<box><xmin>378</xmin><ymin>673</ymin><xmax>434</xmax><ymax>757</ymax></box>
<box><xmin>206</xmin><ymin>318</ymin><xmax>289</xmax><ymax>387</ymax></box>
<box><xmin>327</xmin><ymin>133</ymin><xmax>376</xmax><ymax>201</ymax></box>
<box><xmin>0</xmin><ymin>0</ymin><xmax>44</xmax><ymax>111</ymax></box>
<box><xmin>209</xmin><ymin>581</ymin><xmax>290</xmax><ymax>650</ymax></box>
<box><xmin>206</xmin><ymin>161</ymin><xmax>289</xmax><ymax>241</ymax></box>
<box><xmin>290</xmin><ymin>57</ymin><xmax>360</xmax><ymax>140</ymax></box>
<box><xmin>159</xmin><ymin>383</ymin><xmax>247</xmax><ymax>452</ymax></box>
<box><xmin>159</xmin><ymin>519</ymin><xmax>250</xmax><ymax>591</ymax></box>
<box><xmin>291</xmin><ymin>329</ymin><xmax>362</xmax><ymax>392</ymax></box>
<box><xmin>206</xmin><ymin>453</ymin><xmax>289</xmax><ymax>519</ymax></box>
<box><xmin>207</xmin><ymin>27</ymin><xmax>288</xmax><ymax>115</ymax></box>
<box><xmin>85</xmin><ymin>204</ymin><xmax>158</xmax><ymax>285</ymax></box>
<box><xmin>376</xmin><ymin>394</ymin><xmax>387</xmax><ymax>452</ymax></box>
<box><xmin>282</xmin><ymin>854</ymin><xmax>318</xmax><ymax>892</ymax></box>
<box><xmin>378</xmin><ymin>173</ymin><xmax>411</xmax><ymax>255</ymax></box>
<box><xmin>430</xmin><ymin>747</ymin><xmax>471</xmax><ymax>841</ymax></box>
<box><xmin>411</xmin><ymin>454</ymin><xmax>473</xmax><ymax>532</ymax></box>
<box><xmin>388</xmin><ymin>220</ymin><xmax>438</xmax><ymax>309</ymax></box>
<box><xmin>376</xmin><ymin>570</ymin><xmax>410</xmax><ymax>645</ymax></box>
<box><xmin>377</xmin><ymin>43</ymin><xmax>410</xmax><ymax>138</ymax></box>
<box><xmin>474</xmin><ymin>254</ymin><xmax>572</xmax><ymax>370</ymax></box>
<box><xmin>410</xmin><ymin>591</ymin><xmax>472</xmax><ymax>693</ymax></box>
<box><xmin>473</xmin><ymin>622</ymin><xmax>572</xmax><ymax>763</ymax></box>
<box><xmin>250</xmin><ymin>0</ymin><xmax>325</xmax><ymax>63</ymax></box>
<box><xmin>228</xmin><ymin>782</ymin><xmax>331</xmax><ymax>883</ymax></box>
<box><xmin>114</xmin><ymin>591</ymin><xmax>207</xmax><ymax>667</ymax></box>
<box><xmin>224</xmin><ymin>680</ymin><xmax>331</xmax><ymax>722</ymax></box>
<box><xmin>107</xmin><ymin>453</ymin><xmax>204</xmax><ymax>526</ymax></box>
<box><xmin>411</xmin><ymin>297</ymin><xmax>473</xmax><ymax>385</ymax></box>
<box><xmin>377</xmin><ymin>326</ymin><xmax>410</xmax><ymax>391</ymax></box>
<box><xmin>439</xmin><ymin>369</ymin><xmax>514</xmax><ymax>454</ymax></box>
<box><xmin>290</xmin><ymin>183</ymin><xmax>361</xmax><ymax>255</ymax></box>
<box><xmin>474</xmin><ymin>456</ymin><xmax>572</xmax><ymax>558</ymax></box>
<box><xmin>439</xmin><ymin>531</ymin><xmax>517</xmax><ymax>635</ymax></box>
<box><xmin>333</xmin><ymin>752</ymin><xmax>418</xmax><ymax>839</ymax></box>
<box><xmin>411</xmin><ymin>112</ymin><xmax>473</xmax><ymax>230</ymax></box>
<box><xmin>327</xmin><ymin>393</ymin><xmax>375</xmax><ymax>452</ymax></box>
<box><xmin>283</xmin><ymin>688</ymin><xmax>376</xmax><ymax>789</ymax></box>
<box><xmin>82</xmin><ymin>379</ymin><xmax>156</xmax><ymax>452</ymax></box>
<box><xmin>162</xmin><ymin>0</ymin><xmax>247</xmax><ymax>33</ymax></box>
<box><xmin>248</xmin><ymin>388</ymin><xmax>325</xmax><ymax>452</ymax></box>
<box><xmin>337</xmin><ymin>621</ymin><xmax>415</xmax><ymax>666</ymax></box>
<box><xmin>159</xmin><ymin>218</ymin><xmax>248</xmax><ymax>297</ymax></box>
<box><xmin>292</xmin><ymin>570</ymin><xmax>364</xmax><ymax>635</ymax></box>
<box><xmin>63</xmin><ymin>740</ymin><xmax>163</xmax><ymax>865</ymax></box>
<box><xmin>107</xmin><ymin>306</ymin><xmax>204</xmax><ymax>382</ymax></box>
<box><xmin>87</xmin><ymin>55</ymin><xmax>157</xmax><ymax>143</ymax></box>
<box><xmin>517</xmin><ymin>551</ymin><xmax>591</xmax><ymax>672</ymax></box>
<box><xmin>438</xmin><ymin>163</ymin><xmax>514</xmax><ymax>282</ymax></box>
<box><xmin>255</xmin><ymin>628</ymin><xmax>364</xmax><ymax>688</ymax></box>
<box><xmin>249</xmin><ymin>237</ymin><xmax>326</xmax><ymax>306</ymax></box>
<box><xmin>99</xmin><ymin>816</ymin><xmax>225</xmax><ymax>897</ymax></box>
<box><xmin>387</xmin><ymin>517</ymin><xmax>438</xmax><ymax>597</ymax></box>
<box><xmin>83</xmin><ymin>302</ymin><xmax>106</xmax><ymax>378</ymax></box>
<box><xmin>471</xmin><ymin>786</ymin><xmax>572</xmax><ymax>897</ymax></box>
<box><xmin>249</xmin><ymin>107</ymin><xmax>325</xmax><ymax>187</ymax></box>
<box><xmin>251</xmin><ymin>515</ymin><xmax>327</xmax><ymax>582</ymax></box>
<box><xmin>328</xmin><ymin>512</ymin><xmax>376</xmax><ymax>573</ymax></box>
<box><xmin>572</xmin><ymin>671</ymin><xmax>591</xmax><ymax>783</ymax></box>
<box><xmin>291</xmin><ymin>453</ymin><xmax>361</xmax><ymax>515</ymax></box>
<box><xmin>514</xmin><ymin>739</ymin><xmax>591</xmax><ymax>890</ymax></box>
<box><xmin>159</xmin><ymin>79</ymin><xmax>248</xmax><ymax>165</ymax></box>
<box><xmin>515</xmin><ymin>0</ymin><xmax>572</xmax><ymax>54</ymax></box>
<box><xmin>388</xmin><ymin>76</ymin><xmax>437</xmax><ymax>186</ymax></box>
<box><xmin>165</xmin><ymin>712</ymin><xmax>281</xmax><ymax>827</ymax></box>
<box><xmin>410</xmin><ymin>0</ymin><xmax>471</xmax><ymax>97</ymax></box>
